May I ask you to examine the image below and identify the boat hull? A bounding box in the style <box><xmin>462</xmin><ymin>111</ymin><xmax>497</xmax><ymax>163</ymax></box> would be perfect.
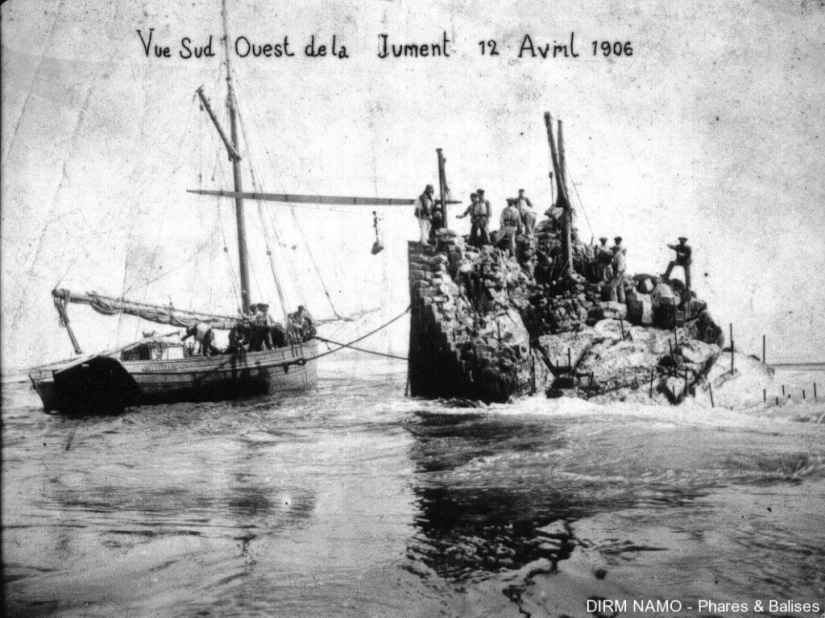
<box><xmin>29</xmin><ymin>342</ymin><xmax>318</xmax><ymax>414</ymax></box>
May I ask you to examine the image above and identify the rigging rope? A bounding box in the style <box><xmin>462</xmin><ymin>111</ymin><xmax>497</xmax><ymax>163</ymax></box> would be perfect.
<box><xmin>234</xmin><ymin>93</ymin><xmax>306</xmax><ymax>327</ymax></box>
<box><xmin>564</xmin><ymin>159</ymin><xmax>595</xmax><ymax>240</ymax></box>
<box><xmin>234</xmin><ymin>78</ymin><xmax>343</xmax><ymax>319</ymax></box>
<box><xmin>304</xmin><ymin>305</ymin><xmax>410</xmax><ymax>362</ymax></box>
<box><xmin>315</xmin><ymin>336</ymin><xmax>407</xmax><ymax>361</ymax></box>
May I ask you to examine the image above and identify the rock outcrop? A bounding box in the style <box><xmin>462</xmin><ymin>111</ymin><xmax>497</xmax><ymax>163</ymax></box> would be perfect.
<box><xmin>408</xmin><ymin>223</ymin><xmax>726</xmax><ymax>404</ymax></box>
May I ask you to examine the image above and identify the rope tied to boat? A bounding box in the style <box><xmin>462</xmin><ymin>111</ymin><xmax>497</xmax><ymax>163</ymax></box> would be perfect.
<box><xmin>304</xmin><ymin>305</ymin><xmax>411</xmax><ymax>363</ymax></box>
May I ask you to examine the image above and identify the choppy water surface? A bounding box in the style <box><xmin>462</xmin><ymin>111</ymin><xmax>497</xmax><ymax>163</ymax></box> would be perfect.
<box><xmin>3</xmin><ymin>360</ymin><xmax>825</xmax><ymax>617</ymax></box>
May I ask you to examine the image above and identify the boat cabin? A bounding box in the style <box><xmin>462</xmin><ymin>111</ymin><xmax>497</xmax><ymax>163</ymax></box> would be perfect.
<box><xmin>120</xmin><ymin>341</ymin><xmax>186</xmax><ymax>362</ymax></box>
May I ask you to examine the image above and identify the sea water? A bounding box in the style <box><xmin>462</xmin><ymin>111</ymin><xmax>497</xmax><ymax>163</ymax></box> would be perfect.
<box><xmin>3</xmin><ymin>359</ymin><xmax>824</xmax><ymax>617</ymax></box>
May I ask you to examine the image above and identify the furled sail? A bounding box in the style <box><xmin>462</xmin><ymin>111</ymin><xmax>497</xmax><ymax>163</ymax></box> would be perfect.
<box><xmin>53</xmin><ymin>289</ymin><xmax>240</xmax><ymax>331</ymax></box>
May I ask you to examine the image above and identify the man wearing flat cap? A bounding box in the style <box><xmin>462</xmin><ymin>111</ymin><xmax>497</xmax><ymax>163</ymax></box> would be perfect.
<box><xmin>516</xmin><ymin>188</ymin><xmax>536</xmax><ymax>236</ymax></box>
<box><xmin>413</xmin><ymin>184</ymin><xmax>435</xmax><ymax>245</ymax></box>
<box><xmin>499</xmin><ymin>198</ymin><xmax>523</xmax><ymax>258</ymax></box>
<box><xmin>596</xmin><ymin>236</ymin><xmax>613</xmax><ymax>282</ymax></box>
<box><xmin>458</xmin><ymin>189</ymin><xmax>492</xmax><ymax>246</ymax></box>
<box><xmin>254</xmin><ymin>302</ymin><xmax>274</xmax><ymax>350</ymax></box>
<box><xmin>664</xmin><ymin>237</ymin><xmax>692</xmax><ymax>289</ymax></box>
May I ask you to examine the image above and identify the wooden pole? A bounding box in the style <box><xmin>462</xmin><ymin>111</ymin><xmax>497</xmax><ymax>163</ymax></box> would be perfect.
<box><xmin>221</xmin><ymin>0</ymin><xmax>251</xmax><ymax>313</ymax></box>
<box><xmin>709</xmin><ymin>382</ymin><xmax>715</xmax><ymax>408</ymax></box>
<box><xmin>803</xmin><ymin>390</ymin><xmax>806</xmax><ymax>400</ymax></box>
<box><xmin>436</xmin><ymin>148</ymin><xmax>448</xmax><ymax>230</ymax></box>
<box><xmin>762</xmin><ymin>334</ymin><xmax>766</xmax><ymax>364</ymax></box>
<box><xmin>782</xmin><ymin>384</ymin><xmax>785</xmax><ymax>396</ymax></box>
<box><xmin>763</xmin><ymin>389</ymin><xmax>766</xmax><ymax>403</ymax></box>
<box><xmin>558</xmin><ymin>119</ymin><xmax>573</xmax><ymax>276</ymax></box>
<box><xmin>775</xmin><ymin>396</ymin><xmax>779</xmax><ymax>406</ymax></box>
<box><xmin>649</xmin><ymin>369</ymin><xmax>654</xmax><ymax>398</ymax></box>
<box><xmin>196</xmin><ymin>88</ymin><xmax>242</xmax><ymax>161</ymax></box>
<box><xmin>729</xmin><ymin>324</ymin><xmax>734</xmax><ymax>373</ymax></box>
<box><xmin>815</xmin><ymin>382</ymin><xmax>818</xmax><ymax>398</ymax></box>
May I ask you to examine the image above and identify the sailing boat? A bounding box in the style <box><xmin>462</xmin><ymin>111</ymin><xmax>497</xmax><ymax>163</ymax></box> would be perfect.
<box><xmin>28</xmin><ymin>1</ymin><xmax>418</xmax><ymax>414</ymax></box>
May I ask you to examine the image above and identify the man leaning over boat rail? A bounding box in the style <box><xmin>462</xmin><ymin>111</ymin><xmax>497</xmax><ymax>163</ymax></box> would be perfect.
<box><xmin>181</xmin><ymin>322</ymin><xmax>221</xmax><ymax>357</ymax></box>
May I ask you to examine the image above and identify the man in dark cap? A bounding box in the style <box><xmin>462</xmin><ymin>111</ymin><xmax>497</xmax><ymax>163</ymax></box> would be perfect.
<box><xmin>499</xmin><ymin>198</ymin><xmax>523</xmax><ymax>257</ymax></box>
<box><xmin>414</xmin><ymin>184</ymin><xmax>435</xmax><ymax>244</ymax></box>
<box><xmin>516</xmin><ymin>188</ymin><xmax>536</xmax><ymax>236</ymax></box>
<box><xmin>664</xmin><ymin>237</ymin><xmax>692</xmax><ymax>289</ymax></box>
<box><xmin>609</xmin><ymin>244</ymin><xmax>627</xmax><ymax>303</ymax></box>
<box><xmin>254</xmin><ymin>303</ymin><xmax>274</xmax><ymax>350</ymax></box>
<box><xmin>458</xmin><ymin>191</ymin><xmax>491</xmax><ymax>246</ymax></box>
<box><xmin>596</xmin><ymin>236</ymin><xmax>613</xmax><ymax>282</ymax></box>
<box><xmin>476</xmin><ymin>188</ymin><xmax>491</xmax><ymax>218</ymax></box>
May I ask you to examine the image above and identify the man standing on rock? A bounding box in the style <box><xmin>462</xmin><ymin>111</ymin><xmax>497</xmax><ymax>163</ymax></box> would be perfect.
<box><xmin>663</xmin><ymin>236</ymin><xmax>692</xmax><ymax>290</ymax></box>
<box><xmin>596</xmin><ymin>237</ymin><xmax>613</xmax><ymax>282</ymax></box>
<box><xmin>414</xmin><ymin>184</ymin><xmax>435</xmax><ymax>244</ymax></box>
<box><xmin>609</xmin><ymin>244</ymin><xmax>627</xmax><ymax>303</ymax></box>
<box><xmin>457</xmin><ymin>191</ymin><xmax>492</xmax><ymax>247</ymax></box>
<box><xmin>499</xmin><ymin>198</ymin><xmax>523</xmax><ymax>258</ymax></box>
<box><xmin>516</xmin><ymin>188</ymin><xmax>536</xmax><ymax>236</ymax></box>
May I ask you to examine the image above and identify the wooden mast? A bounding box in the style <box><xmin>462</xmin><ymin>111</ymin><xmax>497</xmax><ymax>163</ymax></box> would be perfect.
<box><xmin>221</xmin><ymin>0</ymin><xmax>252</xmax><ymax>312</ymax></box>
<box><xmin>436</xmin><ymin>148</ymin><xmax>448</xmax><ymax>229</ymax></box>
<box><xmin>544</xmin><ymin>112</ymin><xmax>573</xmax><ymax>276</ymax></box>
<box><xmin>557</xmin><ymin>119</ymin><xmax>573</xmax><ymax>275</ymax></box>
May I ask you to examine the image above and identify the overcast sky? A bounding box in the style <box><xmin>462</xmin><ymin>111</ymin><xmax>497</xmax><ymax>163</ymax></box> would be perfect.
<box><xmin>2</xmin><ymin>0</ymin><xmax>824</xmax><ymax>371</ymax></box>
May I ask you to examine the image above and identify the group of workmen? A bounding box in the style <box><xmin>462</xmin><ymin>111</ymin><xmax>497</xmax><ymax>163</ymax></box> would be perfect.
<box><xmin>585</xmin><ymin>235</ymin><xmax>694</xmax><ymax>302</ymax></box>
<box><xmin>414</xmin><ymin>184</ymin><xmax>539</xmax><ymax>257</ymax></box>
<box><xmin>594</xmin><ymin>236</ymin><xmax>629</xmax><ymax>302</ymax></box>
<box><xmin>413</xmin><ymin>182</ymin><xmax>694</xmax><ymax>300</ymax></box>
<box><xmin>181</xmin><ymin>303</ymin><xmax>316</xmax><ymax>357</ymax></box>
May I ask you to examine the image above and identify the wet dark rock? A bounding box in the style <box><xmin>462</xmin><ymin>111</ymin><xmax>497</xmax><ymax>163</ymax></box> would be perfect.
<box><xmin>408</xmin><ymin>230</ymin><xmax>722</xmax><ymax>405</ymax></box>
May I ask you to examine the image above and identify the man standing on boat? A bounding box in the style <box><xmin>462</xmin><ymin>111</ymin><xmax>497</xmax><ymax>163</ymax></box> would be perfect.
<box><xmin>289</xmin><ymin>305</ymin><xmax>316</xmax><ymax>341</ymax></box>
<box><xmin>255</xmin><ymin>303</ymin><xmax>274</xmax><ymax>350</ymax></box>
<box><xmin>663</xmin><ymin>237</ymin><xmax>692</xmax><ymax>290</ymax></box>
<box><xmin>181</xmin><ymin>322</ymin><xmax>220</xmax><ymax>357</ymax></box>
<box><xmin>414</xmin><ymin>184</ymin><xmax>435</xmax><ymax>244</ymax></box>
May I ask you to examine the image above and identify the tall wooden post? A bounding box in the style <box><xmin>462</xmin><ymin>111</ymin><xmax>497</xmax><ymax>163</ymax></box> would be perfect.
<box><xmin>557</xmin><ymin>119</ymin><xmax>573</xmax><ymax>276</ymax></box>
<box><xmin>221</xmin><ymin>0</ymin><xmax>252</xmax><ymax>312</ymax></box>
<box><xmin>436</xmin><ymin>148</ymin><xmax>448</xmax><ymax>230</ymax></box>
<box><xmin>543</xmin><ymin>113</ymin><xmax>572</xmax><ymax>276</ymax></box>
